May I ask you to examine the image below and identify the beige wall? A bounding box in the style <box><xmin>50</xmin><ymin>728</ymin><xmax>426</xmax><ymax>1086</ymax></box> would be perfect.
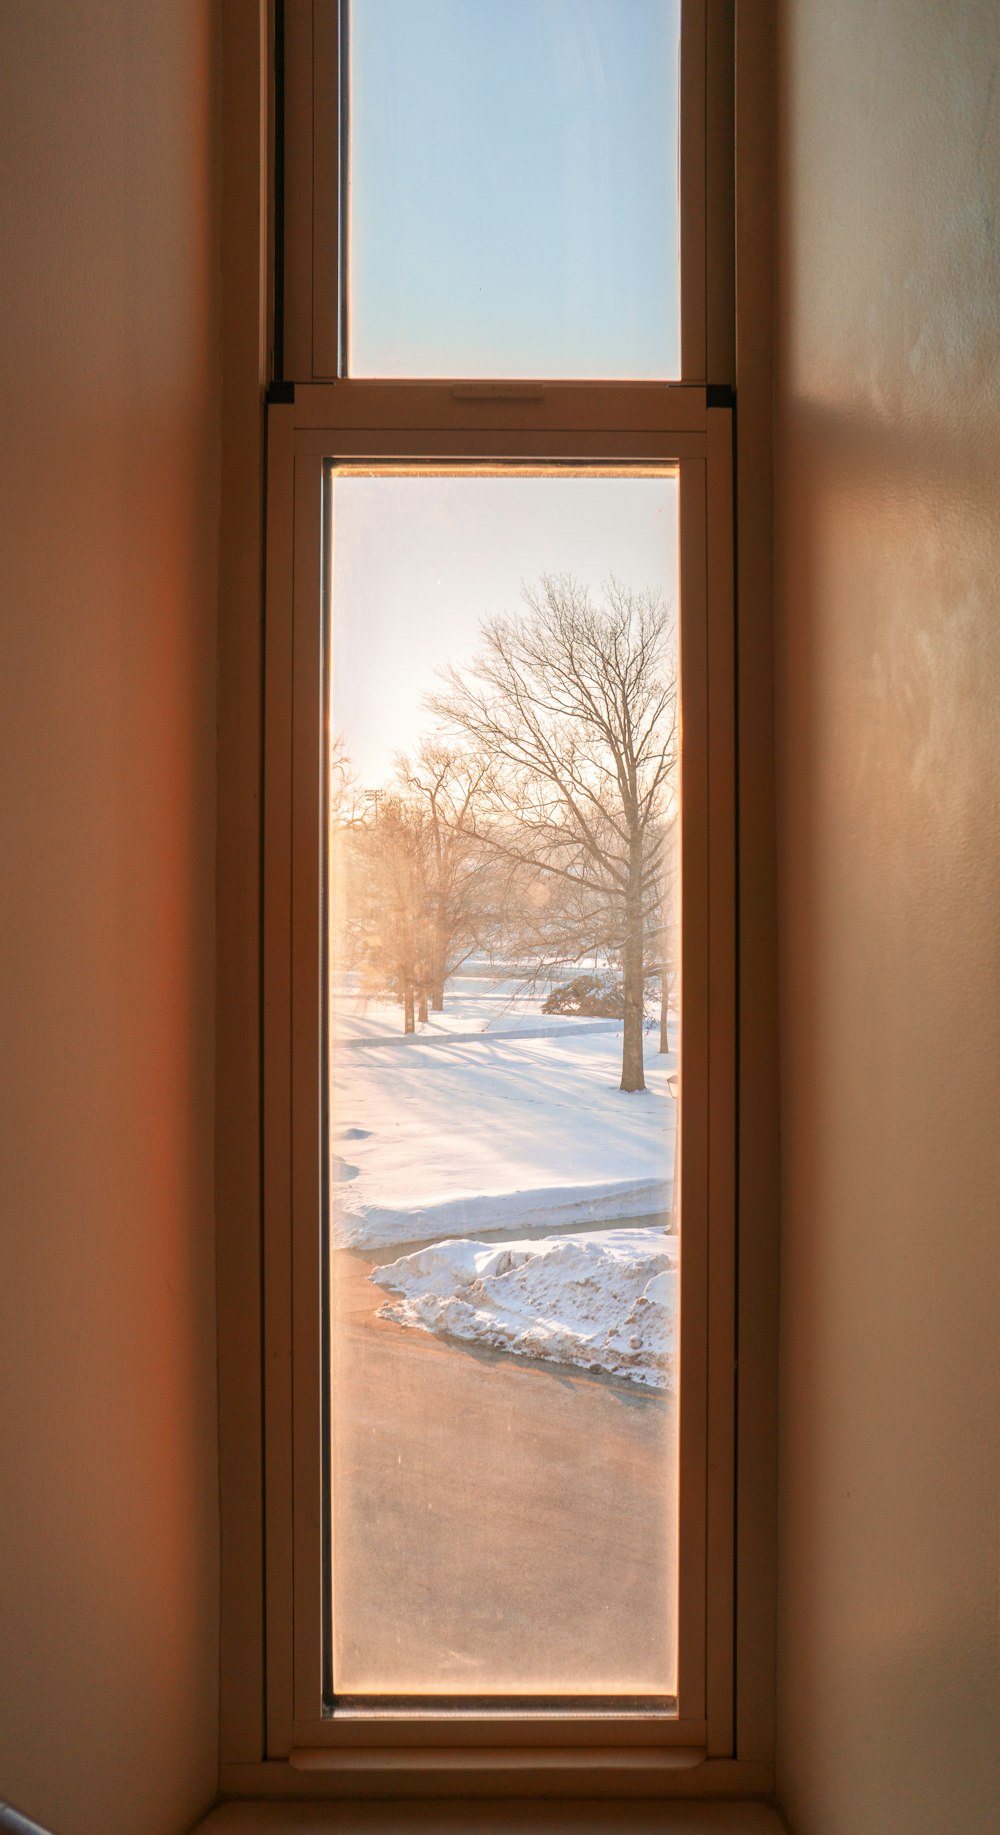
<box><xmin>0</xmin><ymin>6</ymin><xmax>220</xmax><ymax>1833</ymax></box>
<box><xmin>774</xmin><ymin>2</ymin><xmax>1000</xmax><ymax>1830</ymax></box>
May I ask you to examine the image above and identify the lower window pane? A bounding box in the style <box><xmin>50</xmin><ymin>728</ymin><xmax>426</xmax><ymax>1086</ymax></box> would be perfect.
<box><xmin>327</xmin><ymin>470</ymin><xmax>680</xmax><ymax>1697</ymax></box>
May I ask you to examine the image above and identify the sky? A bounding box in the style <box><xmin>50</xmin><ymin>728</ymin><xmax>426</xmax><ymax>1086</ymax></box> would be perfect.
<box><xmin>329</xmin><ymin>472</ymin><xmax>679</xmax><ymax>784</ymax></box>
<box><xmin>347</xmin><ymin>0</ymin><xmax>681</xmax><ymax>379</ymax></box>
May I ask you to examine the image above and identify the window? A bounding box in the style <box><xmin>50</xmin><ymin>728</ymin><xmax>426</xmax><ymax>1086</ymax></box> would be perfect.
<box><xmin>248</xmin><ymin>0</ymin><xmax>751</xmax><ymax>1785</ymax></box>
<box><xmin>342</xmin><ymin>0</ymin><xmax>680</xmax><ymax>378</ymax></box>
<box><xmin>328</xmin><ymin>467</ymin><xmax>682</xmax><ymax>1702</ymax></box>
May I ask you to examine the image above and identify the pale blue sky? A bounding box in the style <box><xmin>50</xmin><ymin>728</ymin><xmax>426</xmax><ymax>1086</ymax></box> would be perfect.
<box><xmin>330</xmin><ymin>473</ymin><xmax>679</xmax><ymax>783</ymax></box>
<box><xmin>346</xmin><ymin>0</ymin><xmax>680</xmax><ymax>378</ymax></box>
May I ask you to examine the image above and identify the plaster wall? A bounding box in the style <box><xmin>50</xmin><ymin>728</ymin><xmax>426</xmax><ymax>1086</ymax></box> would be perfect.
<box><xmin>774</xmin><ymin>3</ymin><xmax>1000</xmax><ymax>1830</ymax></box>
<box><xmin>0</xmin><ymin>5</ymin><xmax>220</xmax><ymax>1832</ymax></box>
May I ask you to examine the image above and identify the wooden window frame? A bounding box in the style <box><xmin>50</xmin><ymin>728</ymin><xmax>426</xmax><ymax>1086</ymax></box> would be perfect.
<box><xmin>282</xmin><ymin>0</ymin><xmax>733</xmax><ymax>387</ymax></box>
<box><xmin>215</xmin><ymin>0</ymin><xmax>780</xmax><ymax>1805</ymax></box>
<box><xmin>262</xmin><ymin>386</ymin><xmax>734</xmax><ymax>1772</ymax></box>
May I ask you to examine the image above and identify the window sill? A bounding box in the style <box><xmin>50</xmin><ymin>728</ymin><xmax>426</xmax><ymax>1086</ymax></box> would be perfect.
<box><xmin>194</xmin><ymin>1800</ymin><xmax>787</xmax><ymax>1834</ymax></box>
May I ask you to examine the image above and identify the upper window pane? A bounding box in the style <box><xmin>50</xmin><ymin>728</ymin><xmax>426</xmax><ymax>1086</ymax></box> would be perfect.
<box><xmin>345</xmin><ymin>0</ymin><xmax>681</xmax><ymax>379</ymax></box>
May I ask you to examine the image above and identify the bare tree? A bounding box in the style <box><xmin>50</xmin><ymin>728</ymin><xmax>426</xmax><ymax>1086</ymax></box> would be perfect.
<box><xmin>644</xmin><ymin>836</ymin><xmax>679</xmax><ymax>1054</ymax></box>
<box><xmin>350</xmin><ymin>790</ymin><xmax>432</xmax><ymax>1034</ymax></box>
<box><xmin>431</xmin><ymin>576</ymin><xmax>678</xmax><ymax>1092</ymax></box>
<box><xmin>328</xmin><ymin>735</ymin><xmax>367</xmax><ymax>988</ymax></box>
<box><xmin>329</xmin><ymin>734</ymin><xmax>356</xmax><ymax>824</ymax></box>
<box><xmin>393</xmin><ymin>741</ymin><xmax>497</xmax><ymax>1011</ymax></box>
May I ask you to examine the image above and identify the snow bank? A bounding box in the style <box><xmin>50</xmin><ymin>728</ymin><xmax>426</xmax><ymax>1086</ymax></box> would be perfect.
<box><xmin>336</xmin><ymin>1174</ymin><xmax>669</xmax><ymax>1251</ymax></box>
<box><xmin>371</xmin><ymin>1228</ymin><xmax>678</xmax><ymax>1391</ymax></box>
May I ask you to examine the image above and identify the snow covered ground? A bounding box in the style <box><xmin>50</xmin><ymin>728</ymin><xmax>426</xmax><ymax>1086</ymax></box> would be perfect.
<box><xmin>330</xmin><ymin>965</ymin><xmax>677</xmax><ymax>1251</ymax></box>
<box><xmin>331</xmin><ymin>961</ymin><xmax>678</xmax><ymax>1388</ymax></box>
<box><xmin>371</xmin><ymin>1229</ymin><xmax>678</xmax><ymax>1390</ymax></box>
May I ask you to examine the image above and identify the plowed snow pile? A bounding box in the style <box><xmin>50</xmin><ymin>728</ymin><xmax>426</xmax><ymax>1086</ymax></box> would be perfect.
<box><xmin>371</xmin><ymin>1228</ymin><xmax>677</xmax><ymax>1390</ymax></box>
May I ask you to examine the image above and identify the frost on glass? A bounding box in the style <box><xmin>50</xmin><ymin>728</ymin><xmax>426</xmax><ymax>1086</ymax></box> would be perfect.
<box><xmin>327</xmin><ymin>473</ymin><xmax>680</xmax><ymax>1695</ymax></box>
<box><xmin>344</xmin><ymin>0</ymin><xmax>681</xmax><ymax>379</ymax></box>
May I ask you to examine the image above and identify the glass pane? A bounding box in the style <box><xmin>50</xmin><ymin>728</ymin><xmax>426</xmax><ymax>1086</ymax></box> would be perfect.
<box><xmin>327</xmin><ymin>470</ymin><xmax>681</xmax><ymax>1696</ymax></box>
<box><xmin>344</xmin><ymin>0</ymin><xmax>681</xmax><ymax>379</ymax></box>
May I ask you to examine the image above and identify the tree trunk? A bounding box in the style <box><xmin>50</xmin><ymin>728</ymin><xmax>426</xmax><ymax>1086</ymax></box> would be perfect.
<box><xmin>620</xmin><ymin>886</ymin><xmax>646</xmax><ymax>1092</ymax></box>
<box><xmin>659</xmin><ymin>973</ymin><xmax>669</xmax><ymax>1054</ymax></box>
<box><xmin>430</xmin><ymin>925</ymin><xmax>446</xmax><ymax>1010</ymax></box>
<box><xmin>404</xmin><ymin>984</ymin><xmax>415</xmax><ymax>1033</ymax></box>
<box><xmin>417</xmin><ymin>990</ymin><xmax>428</xmax><ymax>1024</ymax></box>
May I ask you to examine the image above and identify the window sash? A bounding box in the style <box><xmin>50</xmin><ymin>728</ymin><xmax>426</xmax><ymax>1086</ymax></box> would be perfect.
<box><xmin>261</xmin><ymin>384</ymin><xmax>735</xmax><ymax>1762</ymax></box>
<box><xmin>282</xmin><ymin>0</ymin><xmax>715</xmax><ymax>384</ymax></box>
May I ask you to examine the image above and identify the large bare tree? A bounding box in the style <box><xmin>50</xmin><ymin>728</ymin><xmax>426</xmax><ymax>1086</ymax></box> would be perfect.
<box><xmin>431</xmin><ymin>576</ymin><xmax>678</xmax><ymax>1092</ymax></box>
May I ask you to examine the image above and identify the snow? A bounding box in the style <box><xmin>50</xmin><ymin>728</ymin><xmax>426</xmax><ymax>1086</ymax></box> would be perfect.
<box><xmin>371</xmin><ymin>1229</ymin><xmax>678</xmax><ymax>1390</ymax></box>
<box><xmin>330</xmin><ymin>966</ymin><xmax>677</xmax><ymax>1251</ymax></box>
<box><xmin>331</xmin><ymin>961</ymin><xmax>679</xmax><ymax>1387</ymax></box>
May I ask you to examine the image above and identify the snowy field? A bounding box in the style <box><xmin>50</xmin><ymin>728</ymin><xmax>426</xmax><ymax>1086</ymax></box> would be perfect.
<box><xmin>372</xmin><ymin>1230</ymin><xmax>678</xmax><ymax>1390</ymax></box>
<box><xmin>331</xmin><ymin>962</ymin><xmax>678</xmax><ymax>1389</ymax></box>
<box><xmin>331</xmin><ymin>965</ymin><xmax>677</xmax><ymax>1249</ymax></box>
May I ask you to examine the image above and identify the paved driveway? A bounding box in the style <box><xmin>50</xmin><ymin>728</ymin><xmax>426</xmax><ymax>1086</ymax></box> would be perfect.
<box><xmin>330</xmin><ymin>1247</ymin><xmax>678</xmax><ymax>1698</ymax></box>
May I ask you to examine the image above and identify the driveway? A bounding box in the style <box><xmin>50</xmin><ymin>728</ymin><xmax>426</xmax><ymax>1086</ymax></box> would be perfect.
<box><xmin>330</xmin><ymin>1246</ymin><xmax>678</xmax><ymax>1698</ymax></box>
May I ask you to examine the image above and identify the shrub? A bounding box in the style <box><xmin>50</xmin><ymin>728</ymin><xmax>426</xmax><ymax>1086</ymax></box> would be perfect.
<box><xmin>541</xmin><ymin>973</ymin><xmax>624</xmax><ymax>1018</ymax></box>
